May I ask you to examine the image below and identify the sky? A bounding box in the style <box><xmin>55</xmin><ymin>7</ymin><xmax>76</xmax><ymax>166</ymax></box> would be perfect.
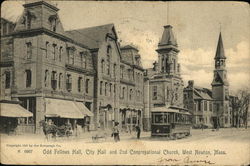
<box><xmin>1</xmin><ymin>1</ymin><xmax>249</xmax><ymax>93</ymax></box>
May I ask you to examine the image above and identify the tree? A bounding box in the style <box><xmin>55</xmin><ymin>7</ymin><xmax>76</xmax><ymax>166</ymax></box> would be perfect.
<box><xmin>233</xmin><ymin>89</ymin><xmax>250</xmax><ymax>129</ymax></box>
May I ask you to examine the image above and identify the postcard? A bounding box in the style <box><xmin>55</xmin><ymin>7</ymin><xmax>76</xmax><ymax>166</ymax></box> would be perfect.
<box><xmin>1</xmin><ymin>1</ymin><xmax>249</xmax><ymax>165</ymax></box>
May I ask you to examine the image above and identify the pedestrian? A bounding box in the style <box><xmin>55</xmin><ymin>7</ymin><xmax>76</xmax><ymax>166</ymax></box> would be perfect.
<box><xmin>112</xmin><ymin>122</ymin><xmax>120</xmax><ymax>142</ymax></box>
<box><xmin>135</xmin><ymin>125</ymin><xmax>141</xmax><ymax>139</ymax></box>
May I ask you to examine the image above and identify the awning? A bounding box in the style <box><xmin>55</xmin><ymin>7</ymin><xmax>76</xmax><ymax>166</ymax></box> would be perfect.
<box><xmin>74</xmin><ymin>102</ymin><xmax>94</xmax><ymax>117</ymax></box>
<box><xmin>0</xmin><ymin>103</ymin><xmax>33</xmax><ymax>117</ymax></box>
<box><xmin>45</xmin><ymin>98</ymin><xmax>84</xmax><ymax>119</ymax></box>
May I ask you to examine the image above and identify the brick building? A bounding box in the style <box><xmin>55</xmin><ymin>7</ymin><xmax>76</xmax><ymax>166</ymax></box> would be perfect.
<box><xmin>144</xmin><ymin>25</ymin><xmax>185</xmax><ymax>131</ymax></box>
<box><xmin>0</xmin><ymin>1</ymin><xmax>144</xmax><ymax>133</ymax></box>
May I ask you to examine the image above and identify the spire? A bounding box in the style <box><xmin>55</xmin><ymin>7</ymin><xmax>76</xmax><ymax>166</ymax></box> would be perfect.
<box><xmin>215</xmin><ymin>32</ymin><xmax>226</xmax><ymax>59</ymax></box>
<box><xmin>158</xmin><ymin>25</ymin><xmax>177</xmax><ymax>46</ymax></box>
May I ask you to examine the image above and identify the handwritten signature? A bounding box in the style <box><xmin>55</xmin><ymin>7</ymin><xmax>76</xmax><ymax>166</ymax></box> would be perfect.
<box><xmin>158</xmin><ymin>156</ymin><xmax>215</xmax><ymax>165</ymax></box>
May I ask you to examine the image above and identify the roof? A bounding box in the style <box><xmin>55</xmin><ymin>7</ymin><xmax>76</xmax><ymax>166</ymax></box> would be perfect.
<box><xmin>151</xmin><ymin>106</ymin><xmax>191</xmax><ymax>115</ymax></box>
<box><xmin>193</xmin><ymin>87</ymin><xmax>213</xmax><ymax>100</ymax></box>
<box><xmin>121</xmin><ymin>45</ymin><xmax>139</xmax><ymax>51</ymax></box>
<box><xmin>158</xmin><ymin>25</ymin><xmax>177</xmax><ymax>46</ymax></box>
<box><xmin>65</xmin><ymin>24</ymin><xmax>115</xmax><ymax>49</ymax></box>
<box><xmin>215</xmin><ymin>32</ymin><xmax>226</xmax><ymax>59</ymax></box>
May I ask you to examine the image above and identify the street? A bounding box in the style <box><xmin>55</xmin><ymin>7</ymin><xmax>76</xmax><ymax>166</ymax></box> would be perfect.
<box><xmin>1</xmin><ymin>128</ymin><xmax>250</xmax><ymax>144</ymax></box>
<box><xmin>1</xmin><ymin>128</ymin><xmax>249</xmax><ymax>165</ymax></box>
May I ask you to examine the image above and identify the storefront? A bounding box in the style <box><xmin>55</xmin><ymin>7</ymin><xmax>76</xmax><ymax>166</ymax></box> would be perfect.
<box><xmin>0</xmin><ymin>101</ymin><xmax>33</xmax><ymax>134</ymax></box>
<box><xmin>44</xmin><ymin>98</ymin><xmax>93</xmax><ymax>134</ymax></box>
<box><xmin>119</xmin><ymin>107</ymin><xmax>142</xmax><ymax>132</ymax></box>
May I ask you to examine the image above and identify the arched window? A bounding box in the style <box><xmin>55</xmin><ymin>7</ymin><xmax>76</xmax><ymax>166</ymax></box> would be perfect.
<box><xmin>78</xmin><ymin>77</ymin><xmax>82</xmax><ymax>92</ymax></box>
<box><xmin>59</xmin><ymin>46</ymin><xmax>63</xmax><ymax>61</ymax></box>
<box><xmin>129</xmin><ymin>89</ymin><xmax>133</xmax><ymax>100</ymax></box>
<box><xmin>52</xmin><ymin>44</ymin><xmax>57</xmax><ymax>60</ymax></box>
<box><xmin>101</xmin><ymin>59</ymin><xmax>105</xmax><ymax>73</ymax></box>
<box><xmin>85</xmin><ymin>79</ymin><xmax>89</xmax><ymax>93</ymax></box>
<box><xmin>25</xmin><ymin>70</ymin><xmax>32</xmax><ymax>88</ymax></box>
<box><xmin>26</xmin><ymin>42</ymin><xmax>32</xmax><ymax>59</ymax></box>
<box><xmin>44</xmin><ymin>70</ymin><xmax>49</xmax><ymax>87</ymax></box>
<box><xmin>107</xmin><ymin>45</ymin><xmax>111</xmax><ymax>75</ymax></box>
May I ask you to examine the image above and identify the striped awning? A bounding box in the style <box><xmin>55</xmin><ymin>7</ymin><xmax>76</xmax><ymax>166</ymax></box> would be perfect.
<box><xmin>45</xmin><ymin>98</ymin><xmax>84</xmax><ymax>119</ymax></box>
<box><xmin>0</xmin><ymin>103</ymin><xmax>33</xmax><ymax>117</ymax></box>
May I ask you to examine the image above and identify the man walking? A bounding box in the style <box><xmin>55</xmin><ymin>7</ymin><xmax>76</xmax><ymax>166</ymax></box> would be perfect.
<box><xmin>135</xmin><ymin>125</ymin><xmax>141</xmax><ymax>139</ymax></box>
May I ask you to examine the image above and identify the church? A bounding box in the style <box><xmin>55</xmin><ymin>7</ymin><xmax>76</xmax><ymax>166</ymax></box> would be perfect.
<box><xmin>183</xmin><ymin>32</ymin><xmax>233</xmax><ymax>128</ymax></box>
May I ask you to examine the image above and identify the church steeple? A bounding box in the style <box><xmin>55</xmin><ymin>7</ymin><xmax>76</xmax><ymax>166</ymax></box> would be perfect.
<box><xmin>215</xmin><ymin>32</ymin><xmax>226</xmax><ymax>60</ymax></box>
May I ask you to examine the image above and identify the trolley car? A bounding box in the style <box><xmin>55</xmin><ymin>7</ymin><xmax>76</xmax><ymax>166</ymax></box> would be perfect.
<box><xmin>151</xmin><ymin>106</ymin><xmax>192</xmax><ymax>139</ymax></box>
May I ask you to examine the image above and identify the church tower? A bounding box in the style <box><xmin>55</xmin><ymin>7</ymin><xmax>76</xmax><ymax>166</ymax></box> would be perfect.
<box><xmin>211</xmin><ymin>32</ymin><xmax>230</xmax><ymax>127</ymax></box>
<box><xmin>156</xmin><ymin>25</ymin><xmax>181</xmax><ymax>76</ymax></box>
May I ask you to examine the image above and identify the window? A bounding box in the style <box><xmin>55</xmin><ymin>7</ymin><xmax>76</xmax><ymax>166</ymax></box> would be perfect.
<box><xmin>153</xmin><ymin>86</ymin><xmax>157</xmax><ymax>100</ymax></box>
<box><xmin>45</xmin><ymin>42</ymin><xmax>49</xmax><ymax>58</ymax></box>
<box><xmin>107</xmin><ymin>46</ymin><xmax>111</xmax><ymax>75</ymax></box>
<box><xmin>5</xmin><ymin>71</ymin><xmax>10</xmax><ymax>89</ymax></box>
<box><xmin>66</xmin><ymin>74</ymin><xmax>72</xmax><ymax>92</ymax></box>
<box><xmin>52</xmin><ymin>44</ymin><xmax>56</xmax><ymax>60</ymax></box>
<box><xmin>129</xmin><ymin>89</ymin><xmax>133</xmax><ymax>100</ymax></box>
<box><xmin>109</xmin><ymin>83</ymin><xmax>112</xmax><ymax>96</ymax></box>
<box><xmin>114</xmin><ymin>84</ymin><xmax>116</xmax><ymax>95</ymax></box>
<box><xmin>209</xmin><ymin>102</ymin><xmax>212</xmax><ymax>112</ymax></box>
<box><xmin>120</xmin><ymin>66</ymin><xmax>124</xmax><ymax>79</ymax></box>
<box><xmin>105</xmin><ymin>82</ymin><xmax>107</xmax><ymax>96</ymax></box>
<box><xmin>51</xmin><ymin>71</ymin><xmax>57</xmax><ymax>90</ymax></box>
<box><xmin>44</xmin><ymin>70</ymin><xmax>49</xmax><ymax>87</ymax></box>
<box><xmin>100</xmin><ymin>81</ymin><xmax>103</xmax><ymax>95</ymax></box>
<box><xmin>78</xmin><ymin>77</ymin><xmax>82</xmax><ymax>92</ymax></box>
<box><xmin>198</xmin><ymin>101</ymin><xmax>201</xmax><ymax>111</ymax></box>
<box><xmin>59</xmin><ymin>47</ymin><xmax>62</xmax><ymax>61</ymax></box>
<box><xmin>166</xmin><ymin>87</ymin><xmax>169</xmax><ymax>100</ymax></box>
<box><xmin>101</xmin><ymin>60</ymin><xmax>105</xmax><ymax>73</ymax></box>
<box><xmin>27</xmin><ymin>15</ymin><xmax>31</xmax><ymax>29</ymax></box>
<box><xmin>80</xmin><ymin>52</ymin><xmax>86</xmax><ymax>68</ymax></box>
<box><xmin>58</xmin><ymin>73</ymin><xmax>63</xmax><ymax>89</ymax></box>
<box><xmin>26</xmin><ymin>42</ymin><xmax>32</xmax><ymax>59</ymax></box>
<box><xmin>85</xmin><ymin>79</ymin><xmax>89</xmax><ymax>94</ymax></box>
<box><xmin>204</xmin><ymin>101</ymin><xmax>207</xmax><ymax>111</ymax></box>
<box><xmin>25</xmin><ymin>70</ymin><xmax>32</xmax><ymax>88</ymax></box>
<box><xmin>113</xmin><ymin>64</ymin><xmax>116</xmax><ymax>77</ymax></box>
<box><xmin>67</xmin><ymin>47</ymin><xmax>75</xmax><ymax>65</ymax></box>
<box><xmin>50</xmin><ymin>18</ymin><xmax>57</xmax><ymax>32</ymax></box>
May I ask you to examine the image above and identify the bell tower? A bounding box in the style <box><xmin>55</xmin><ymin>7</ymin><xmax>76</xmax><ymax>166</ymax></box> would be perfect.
<box><xmin>211</xmin><ymin>32</ymin><xmax>230</xmax><ymax>127</ymax></box>
<box><xmin>156</xmin><ymin>25</ymin><xmax>181</xmax><ymax>77</ymax></box>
